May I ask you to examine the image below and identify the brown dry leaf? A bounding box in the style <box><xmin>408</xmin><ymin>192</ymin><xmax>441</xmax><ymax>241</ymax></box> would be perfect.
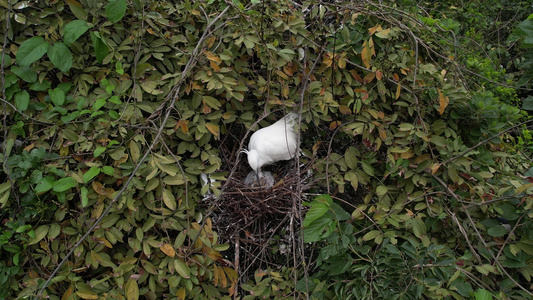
<box><xmin>393</xmin><ymin>73</ymin><xmax>400</xmax><ymax>81</ymax></box>
<box><xmin>376</xmin><ymin>70</ymin><xmax>383</xmax><ymax>80</ymax></box>
<box><xmin>363</xmin><ymin>72</ymin><xmax>375</xmax><ymax>84</ymax></box>
<box><xmin>438</xmin><ymin>89</ymin><xmax>449</xmax><ymax>115</ymax></box>
<box><xmin>350</xmin><ymin>70</ymin><xmax>363</xmax><ymax>83</ymax></box>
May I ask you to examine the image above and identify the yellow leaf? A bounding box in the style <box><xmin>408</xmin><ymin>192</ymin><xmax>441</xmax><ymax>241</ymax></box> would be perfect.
<box><xmin>322</xmin><ymin>52</ymin><xmax>333</xmax><ymax>67</ymax></box>
<box><xmin>431</xmin><ymin>163</ymin><xmax>441</xmax><ymax>175</ymax></box>
<box><xmin>395</xmin><ymin>82</ymin><xmax>401</xmax><ymax>100</ymax></box>
<box><xmin>125</xmin><ymin>278</ymin><xmax>139</xmax><ymax>300</ymax></box>
<box><xmin>160</xmin><ymin>243</ymin><xmax>176</xmax><ymax>257</ymax></box>
<box><xmin>361</xmin><ymin>41</ymin><xmax>371</xmax><ymax>68</ymax></box>
<box><xmin>60</xmin><ymin>145</ymin><xmax>69</xmax><ymax>156</ymax></box>
<box><xmin>329</xmin><ymin>121</ymin><xmax>341</xmax><ymax>130</ymax></box>
<box><xmin>61</xmin><ymin>286</ymin><xmax>74</xmax><ymax>300</ymax></box>
<box><xmin>337</xmin><ymin>56</ymin><xmax>346</xmax><ymax>69</ymax></box>
<box><xmin>438</xmin><ymin>89</ymin><xmax>449</xmax><ymax>115</ymax></box>
<box><xmin>206</xmin><ymin>36</ymin><xmax>216</xmax><ymax>48</ymax></box>
<box><xmin>176</xmin><ymin>288</ymin><xmax>186</xmax><ymax>300</ymax></box>
<box><xmin>368</xmin><ymin>24</ymin><xmax>383</xmax><ymax>35</ymax></box>
<box><xmin>92</xmin><ymin>181</ymin><xmax>106</xmax><ymax>195</ymax></box>
<box><xmin>209</xmin><ymin>60</ymin><xmax>220</xmax><ymax>72</ymax></box>
<box><xmin>205</xmin><ymin>51</ymin><xmax>222</xmax><ymax>63</ymax></box>
<box><xmin>205</xmin><ymin>123</ymin><xmax>220</xmax><ymax>138</ymax></box>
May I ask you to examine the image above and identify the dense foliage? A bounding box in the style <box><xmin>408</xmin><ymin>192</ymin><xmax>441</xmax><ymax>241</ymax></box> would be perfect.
<box><xmin>1</xmin><ymin>0</ymin><xmax>533</xmax><ymax>299</ymax></box>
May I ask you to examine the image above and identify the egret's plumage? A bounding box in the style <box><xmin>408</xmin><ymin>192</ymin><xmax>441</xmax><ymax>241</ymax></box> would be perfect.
<box><xmin>244</xmin><ymin>113</ymin><xmax>299</xmax><ymax>178</ymax></box>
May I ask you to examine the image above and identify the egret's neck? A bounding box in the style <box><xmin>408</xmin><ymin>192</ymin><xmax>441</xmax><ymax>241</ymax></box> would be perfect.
<box><xmin>246</xmin><ymin>149</ymin><xmax>261</xmax><ymax>172</ymax></box>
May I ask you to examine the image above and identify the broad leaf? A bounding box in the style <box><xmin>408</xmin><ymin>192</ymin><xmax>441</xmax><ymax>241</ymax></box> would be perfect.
<box><xmin>106</xmin><ymin>0</ymin><xmax>127</xmax><ymax>23</ymax></box>
<box><xmin>90</xmin><ymin>32</ymin><xmax>109</xmax><ymax>64</ymax></box>
<box><xmin>47</xmin><ymin>42</ymin><xmax>73</xmax><ymax>72</ymax></box>
<box><xmin>16</xmin><ymin>36</ymin><xmax>49</xmax><ymax>66</ymax></box>
<box><xmin>14</xmin><ymin>91</ymin><xmax>30</xmax><ymax>111</ymax></box>
<box><xmin>63</xmin><ymin>20</ymin><xmax>91</xmax><ymax>46</ymax></box>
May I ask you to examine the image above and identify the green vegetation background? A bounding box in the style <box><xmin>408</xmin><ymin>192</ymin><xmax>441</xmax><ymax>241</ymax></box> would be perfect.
<box><xmin>1</xmin><ymin>0</ymin><xmax>533</xmax><ymax>299</ymax></box>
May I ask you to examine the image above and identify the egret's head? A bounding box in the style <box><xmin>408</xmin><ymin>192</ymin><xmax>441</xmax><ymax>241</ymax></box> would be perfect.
<box><xmin>245</xmin><ymin>149</ymin><xmax>261</xmax><ymax>172</ymax></box>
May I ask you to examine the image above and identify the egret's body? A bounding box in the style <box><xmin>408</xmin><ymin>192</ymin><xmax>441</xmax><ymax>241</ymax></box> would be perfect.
<box><xmin>243</xmin><ymin>113</ymin><xmax>299</xmax><ymax>186</ymax></box>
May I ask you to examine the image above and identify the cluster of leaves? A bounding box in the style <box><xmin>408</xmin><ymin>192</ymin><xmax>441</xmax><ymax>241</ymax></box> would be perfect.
<box><xmin>1</xmin><ymin>0</ymin><xmax>533</xmax><ymax>299</ymax></box>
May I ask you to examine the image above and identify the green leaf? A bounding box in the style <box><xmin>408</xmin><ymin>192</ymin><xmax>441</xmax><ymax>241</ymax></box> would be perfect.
<box><xmin>411</xmin><ymin>217</ymin><xmax>427</xmax><ymax>238</ymax></box>
<box><xmin>162</xmin><ymin>188</ymin><xmax>176</xmax><ymax>210</ymax></box>
<box><xmin>303</xmin><ymin>194</ymin><xmax>332</xmax><ymax>226</ymax></box>
<box><xmin>94</xmin><ymin>146</ymin><xmax>106</xmax><ymax>157</ymax></box>
<box><xmin>30</xmin><ymin>80</ymin><xmax>52</xmax><ymax>91</ymax></box>
<box><xmin>102</xmin><ymin>166</ymin><xmax>114</xmax><ymax>175</ymax></box>
<box><xmin>28</xmin><ymin>225</ymin><xmax>49</xmax><ymax>245</ymax></box>
<box><xmin>91</xmin><ymin>32</ymin><xmax>109</xmax><ymax>64</ymax></box>
<box><xmin>49</xmin><ymin>88</ymin><xmax>66</xmax><ymax>106</ymax></box>
<box><xmin>47</xmin><ymin>42</ymin><xmax>73</xmax><ymax>72</ymax></box>
<box><xmin>516</xmin><ymin>18</ymin><xmax>533</xmax><ymax>47</ymax></box>
<box><xmin>376</xmin><ymin>185</ymin><xmax>388</xmax><ymax>196</ymax></box>
<box><xmin>487</xmin><ymin>225</ymin><xmax>508</xmax><ymax>237</ymax></box>
<box><xmin>303</xmin><ymin>216</ymin><xmax>335</xmax><ymax>243</ymax></box>
<box><xmin>362</xmin><ymin>230</ymin><xmax>381</xmax><ymax>241</ymax></box>
<box><xmin>63</xmin><ymin>20</ymin><xmax>91</xmax><ymax>46</ymax></box>
<box><xmin>16</xmin><ymin>36</ymin><xmax>49</xmax><ymax>66</ymax></box>
<box><xmin>83</xmin><ymin>166</ymin><xmax>101</xmax><ymax>183</ymax></box>
<box><xmin>522</xmin><ymin>96</ymin><xmax>533</xmax><ymax>111</ymax></box>
<box><xmin>106</xmin><ymin>0</ymin><xmax>127</xmax><ymax>23</ymax></box>
<box><xmin>14</xmin><ymin>91</ymin><xmax>30</xmax><ymax>111</ymax></box>
<box><xmin>81</xmin><ymin>186</ymin><xmax>89</xmax><ymax>207</ymax></box>
<box><xmin>473</xmin><ymin>289</ymin><xmax>493</xmax><ymax>300</ymax></box>
<box><xmin>11</xmin><ymin>66</ymin><xmax>37</xmax><ymax>83</ymax></box>
<box><xmin>35</xmin><ymin>176</ymin><xmax>54</xmax><ymax>194</ymax></box>
<box><xmin>174</xmin><ymin>259</ymin><xmax>191</xmax><ymax>278</ymax></box>
<box><xmin>52</xmin><ymin>177</ymin><xmax>77</xmax><ymax>192</ymax></box>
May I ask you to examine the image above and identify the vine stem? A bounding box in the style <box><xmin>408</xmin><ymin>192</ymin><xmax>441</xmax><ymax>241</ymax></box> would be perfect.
<box><xmin>36</xmin><ymin>6</ymin><xmax>230</xmax><ymax>297</ymax></box>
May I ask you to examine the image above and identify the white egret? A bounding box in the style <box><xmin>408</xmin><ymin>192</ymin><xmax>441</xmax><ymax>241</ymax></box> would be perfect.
<box><xmin>243</xmin><ymin>112</ymin><xmax>299</xmax><ymax>187</ymax></box>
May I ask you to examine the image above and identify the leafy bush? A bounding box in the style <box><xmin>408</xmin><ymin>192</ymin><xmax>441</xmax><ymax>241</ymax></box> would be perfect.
<box><xmin>1</xmin><ymin>0</ymin><xmax>532</xmax><ymax>299</ymax></box>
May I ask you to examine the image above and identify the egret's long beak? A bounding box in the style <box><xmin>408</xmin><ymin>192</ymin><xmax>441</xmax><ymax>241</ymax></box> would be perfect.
<box><xmin>255</xmin><ymin>171</ymin><xmax>262</xmax><ymax>189</ymax></box>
